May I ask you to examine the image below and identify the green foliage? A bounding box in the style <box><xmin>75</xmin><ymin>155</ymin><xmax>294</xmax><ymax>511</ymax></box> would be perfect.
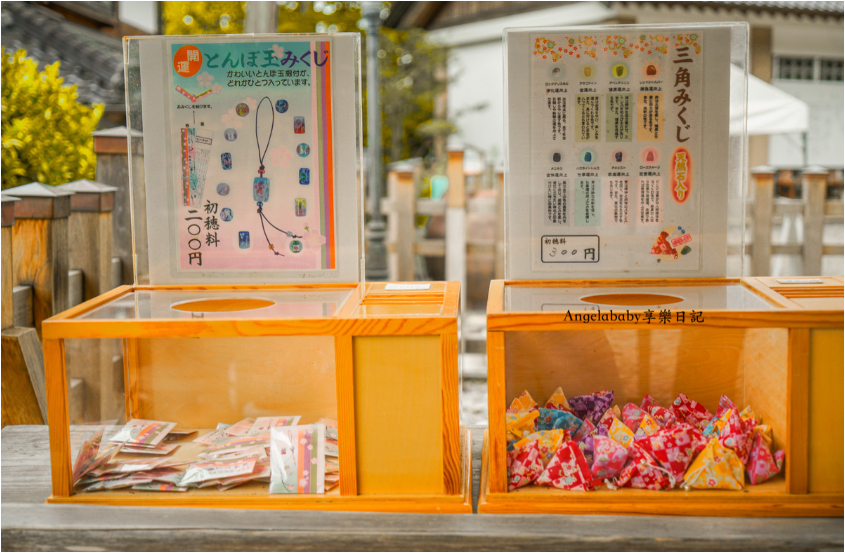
<box><xmin>1</xmin><ymin>49</ymin><xmax>103</xmax><ymax>189</ymax></box>
<box><xmin>277</xmin><ymin>1</ymin><xmax>363</xmax><ymax>34</ymax></box>
<box><xmin>161</xmin><ymin>1</ymin><xmax>245</xmax><ymax>35</ymax></box>
<box><xmin>378</xmin><ymin>28</ymin><xmax>449</xmax><ymax>166</ymax></box>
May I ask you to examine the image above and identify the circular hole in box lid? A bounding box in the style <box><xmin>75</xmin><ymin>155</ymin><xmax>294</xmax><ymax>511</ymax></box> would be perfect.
<box><xmin>170</xmin><ymin>298</ymin><xmax>275</xmax><ymax>313</ymax></box>
<box><xmin>580</xmin><ymin>293</ymin><xmax>684</xmax><ymax>307</ymax></box>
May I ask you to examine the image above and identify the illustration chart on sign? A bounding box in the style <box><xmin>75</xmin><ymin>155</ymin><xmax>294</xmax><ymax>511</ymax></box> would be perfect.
<box><xmin>530</xmin><ymin>33</ymin><xmax>708</xmax><ymax>271</ymax></box>
<box><xmin>168</xmin><ymin>40</ymin><xmax>336</xmax><ymax>272</ymax></box>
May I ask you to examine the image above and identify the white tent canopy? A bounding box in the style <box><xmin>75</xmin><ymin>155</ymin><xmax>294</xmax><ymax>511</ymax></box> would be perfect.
<box><xmin>731</xmin><ymin>65</ymin><xmax>810</xmax><ymax>136</ymax></box>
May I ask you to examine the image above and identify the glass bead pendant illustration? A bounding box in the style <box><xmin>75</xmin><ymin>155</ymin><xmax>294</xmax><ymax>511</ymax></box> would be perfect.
<box><xmin>297</xmin><ymin>143</ymin><xmax>310</xmax><ymax>157</ymax></box>
<box><xmin>294</xmin><ymin>117</ymin><xmax>305</xmax><ymax>134</ymax></box>
<box><xmin>290</xmin><ymin>240</ymin><xmax>302</xmax><ymax>253</ymax></box>
<box><xmin>251</xmin><ymin>96</ymin><xmax>301</xmax><ymax>257</ymax></box>
<box><xmin>217</xmin><ymin>183</ymin><xmax>230</xmax><ymax>196</ymax></box>
<box><xmin>254</xmin><ymin>177</ymin><xmax>270</xmax><ymax>202</ymax></box>
<box><xmin>295</xmin><ymin>198</ymin><xmax>306</xmax><ymax>216</ymax></box>
<box><xmin>299</xmin><ymin>168</ymin><xmax>310</xmax><ymax>185</ymax></box>
<box><xmin>238</xmin><ymin>231</ymin><xmax>250</xmax><ymax>249</ymax></box>
<box><xmin>220</xmin><ymin>207</ymin><xmax>233</xmax><ymax>222</ymax></box>
<box><xmin>221</xmin><ymin>153</ymin><xmax>232</xmax><ymax>169</ymax></box>
<box><xmin>224</xmin><ymin>128</ymin><xmax>237</xmax><ymax>141</ymax></box>
<box><xmin>236</xmin><ymin>103</ymin><xmax>249</xmax><ymax>116</ymax></box>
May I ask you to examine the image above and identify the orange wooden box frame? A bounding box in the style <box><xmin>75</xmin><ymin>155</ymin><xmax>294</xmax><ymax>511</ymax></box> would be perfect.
<box><xmin>42</xmin><ymin>281</ymin><xmax>471</xmax><ymax>513</ymax></box>
<box><xmin>479</xmin><ymin>277</ymin><xmax>843</xmax><ymax>517</ymax></box>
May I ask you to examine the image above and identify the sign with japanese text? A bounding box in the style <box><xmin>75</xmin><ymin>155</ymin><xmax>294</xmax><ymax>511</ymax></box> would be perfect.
<box><xmin>505</xmin><ymin>25</ymin><xmax>739</xmax><ymax>279</ymax></box>
<box><xmin>134</xmin><ymin>35</ymin><xmax>362</xmax><ymax>284</ymax></box>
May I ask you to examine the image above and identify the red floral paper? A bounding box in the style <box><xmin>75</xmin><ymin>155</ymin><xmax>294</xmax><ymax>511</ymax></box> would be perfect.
<box><xmin>507</xmin><ymin>439</ymin><xmax>544</xmax><ymax>491</ymax></box>
<box><xmin>536</xmin><ymin>441</ymin><xmax>597</xmax><ymax>491</ymax></box>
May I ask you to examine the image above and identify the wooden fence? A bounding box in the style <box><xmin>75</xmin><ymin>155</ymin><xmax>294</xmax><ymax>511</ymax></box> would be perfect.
<box><xmin>748</xmin><ymin>166</ymin><xmax>844</xmax><ymax>276</ymax></box>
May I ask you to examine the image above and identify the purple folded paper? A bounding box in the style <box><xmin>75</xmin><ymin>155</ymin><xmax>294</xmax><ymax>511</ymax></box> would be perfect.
<box><xmin>569</xmin><ymin>390</ymin><xmax>614</xmax><ymax>426</ymax></box>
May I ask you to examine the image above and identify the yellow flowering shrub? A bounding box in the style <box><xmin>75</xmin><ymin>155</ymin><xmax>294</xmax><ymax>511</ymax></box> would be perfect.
<box><xmin>1</xmin><ymin>48</ymin><xmax>103</xmax><ymax>189</ymax></box>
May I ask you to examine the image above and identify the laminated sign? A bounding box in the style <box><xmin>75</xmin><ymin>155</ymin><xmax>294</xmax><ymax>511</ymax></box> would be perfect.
<box><xmin>505</xmin><ymin>25</ymin><xmax>742</xmax><ymax>279</ymax></box>
<box><xmin>133</xmin><ymin>34</ymin><xmax>362</xmax><ymax>284</ymax></box>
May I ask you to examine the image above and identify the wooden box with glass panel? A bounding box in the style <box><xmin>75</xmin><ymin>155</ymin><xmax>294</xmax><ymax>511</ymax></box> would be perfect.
<box><xmin>43</xmin><ymin>281</ymin><xmax>471</xmax><ymax>512</ymax></box>
<box><xmin>478</xmin><ymin>277</ymin><xmax>843</xmax><ymax>516</ymax></box>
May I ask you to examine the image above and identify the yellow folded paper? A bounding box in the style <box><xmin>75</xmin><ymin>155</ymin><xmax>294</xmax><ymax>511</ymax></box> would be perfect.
<box><xmin>508</xmin><ymin>390</ymin><xmax>539</xmax><ymax>416</ymax></box>
<box><xmin>636</xmin><ymin>412</ymin><xmax>660</xmax><ymax>436</ymax></box>
<box><xmin>609</xmin><ymin>417</ymin><xmax>635</xmax><ymax>448</ymax></box>
<box><xmin>524</xmin><ymin>429</ymin><xmax>566</xmax><ymax>467</ymax></box>
<box><xmin>507</xmin><ymin>410</ymin><xmax>539</xmax><ymax>441</ymax></box>
<box><xmin>545</xmin><ymin>387</ymin><xmax>571</xmax><ymax>412</ymax></box>
<box><xmin>683</xmin><ymin>438</ymin><xmax>745</xmax><ymax>490</ymax></box>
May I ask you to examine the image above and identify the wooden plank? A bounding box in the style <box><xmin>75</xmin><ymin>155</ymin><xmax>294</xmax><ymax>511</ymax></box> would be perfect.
<box><xmin>487</xmin><ymin>310</ymin><xmax>842</xmax><ymax>331</ymax></box>
<box><xmin>751</xmin><ymin>169</ymin><xmax>774</xmax><ymax>276</ymax></box>
<box><xmin>440</xmin><ymin>333</ymin><xmax>461</xmax><ymax>495</ymax></box>
<box><xmin>12</xmin><ymin>285</ymin><xmax>33</xmax><ymax>327</ymax></box>
<box><xmin>12</xmin><ymin>217</ymin><xmax>69</xmax><ymax>335</ymax></box>
<box><xmin>1</xmin><ymin>226</ymin><xmax>12</xmax><ymax>329</ymax></box>
<box><xmin>2</xmin><ymin>500</ymin><xmax>843</xmax><ymax>550</ymax></box>
<box><xmin>67</xmin><ymin>269</ymin><xmax>83</xmax><ymax>309</ymax></box>
<box><xmin>486</xmin><ymin>331</ymin><xmax>507</xmax><ymax>494</ymax></box>
<box><xmin>353</xmin><ymin>336</ymin><xmax>443</xmax><ymax>495</ymax></box>
<box><xmin>802</xmin><ymin>170</ymin><xmax>826</xmax><ymax>276</ymax></box>
<box><xmin>334</xmin><ymin>335</ymin><xmax>357</xmax><ymax>496</ymax></box>
<box><xmin>43</xmin><ymin>316</ymin><xmax>458</xmax><ymax>340</ymax></box>
<box><xmin>487</xmin><ymin>280</ymin><xmax>505</xmax><ymax>314</ymax></box>
<box><xmin>414</xmin><ymin>239</ymin><xmax>445</xmax><ymax>257</ymax></box>
<box><xmin>96</xmin><ymin>151</ymin><xmax>133</xmax><ymax>285</ymax></box>
<box><xmin>1</xmin><ymin>328</ymin><xmax>46</xmax><ymax>427</ymax></box>
<box><xmin>43</xmin><ymin>338</ymin><xmax>72</xmax><ymax>498</ymax></box>
<box><xmin>786</xmin><ymin>328</ymin><xmax>810</xmax><ymax>494</ymax></box>
<box><xmin>807</xmin><ymin>329</ymin><xmax>844</xmax><ymax>493</ymax></box>
<box><xmin>385</xmin><ymin>167</ymin><xmax>416</xmax><ymax>282</ymax></box>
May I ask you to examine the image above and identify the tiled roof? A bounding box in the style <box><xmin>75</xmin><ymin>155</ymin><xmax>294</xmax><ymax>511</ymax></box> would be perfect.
<box><xmin>1</xmin><ymin>1</ymin><xmax>125</xmax><ymax>111</ymax></box>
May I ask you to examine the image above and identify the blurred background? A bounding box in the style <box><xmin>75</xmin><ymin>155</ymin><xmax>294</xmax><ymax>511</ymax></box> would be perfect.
<box><xmin>1</xmin><ymin>1</ymin><xmax>843</xmax><ymax>426</ymax></box>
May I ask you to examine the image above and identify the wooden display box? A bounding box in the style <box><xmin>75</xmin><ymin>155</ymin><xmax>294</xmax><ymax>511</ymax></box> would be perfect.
<box><xmin>479</xmin><ymin>278</ymin><xmax>843</xmax><ymax>516</ymax></box>
<box><xmin>43</xmin><ymin>282</ymin><xmax>471</xmax><ymax>513</ymax></box>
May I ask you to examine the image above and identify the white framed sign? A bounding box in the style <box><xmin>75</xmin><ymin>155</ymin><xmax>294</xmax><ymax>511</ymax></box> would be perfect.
<box><xmin>126</xmin><ymin>34</ymin><xmax>363</xmax><ymax>285</ymax></box>
<box><xmin>504</xmin><ymin>24</ymin><xmax>748</xmax><ymax>279</ymax></box>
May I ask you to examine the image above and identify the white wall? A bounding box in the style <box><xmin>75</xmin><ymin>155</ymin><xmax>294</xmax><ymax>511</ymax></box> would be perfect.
<box><xmin>119</xmin><ymin>1</ymin><xmax>159</xmax><ymax>34</ymax></box>
<box><xmin>446</xmin><ymin>41</ymin><xmax>504</xmax><ymax>163</ymax></box>
<box><xmin>769</xmin><ymin>80</ymin><xmax>844</xmax><ymax>168</ymax></box>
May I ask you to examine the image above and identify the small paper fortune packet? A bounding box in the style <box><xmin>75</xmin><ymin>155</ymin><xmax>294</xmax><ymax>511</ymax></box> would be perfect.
<box><xmin>537</xmin><ymin>408</ymin><xmax>582</xmax><ymax>435</ymax></box>
<box><xmin>536</xmin><ymin>440</ymin><xmax>597</xmax><ymax>491</ymax></box>
<box><xmin>507</xmin><ymin>390</ymin><xmax>539</xmax><ymax>415</ymax></box>
<box><xmin>670</xmin><ymin>393</ymin><xmax>714</xmax><ymax>431</ymax></box>
<box><xmin>521</xmin><ymin>429</ymin><xmax>567</xmax><ymax>467</ymax></box>
<box><xmin>269</xmin><ymin>424</ymin><xmax>326</xmax><ymax>494</ymax></box>
<box><xmin>569</xmin><ymin>390</ymin><xmax>614</xmax><ymax>426</ymax></box>
<box><xmin>507</xmin><ymin>410</ymin><xmax>540</xmax><ymax>441</ymax></box>
<box><xmin>615</xmin><ymin>442</ymin><xmax>673</xmax><ymax>490</ymax></box>
<box><xmin>591</xmin><ymin>436</ymin><xmax>628</xmax><ymax>480</ymax></box>
<box><xmin>507</xmin><ymin>438</ymin><xmax>544</xmax><ymax>491</ymax></box>
<box><xmin>608</xmin><ymin>417</ymin><xmax>635</xmax><ymax>448</ymax></box>
<box><xmin>545</xmin><ymin>387</ymin><xmax>572</xmax><ymax>412</ymax></box>
<box><xmin>108</xmin><ymin>419</ymin><xmax>176</xmax><ymax>447</ymax></box>
<box><xmin>683</xmin><ymin>437</ymin><xmax>745</xmax><ymax>490</ymax></box>
<box><xmin>636</xmin><ymin>423</ymin><xmax>708</xmax><ymax>483</ymax></box>
<box><xmin>746</xmin><ymin>432</ymin><xmax>785</xmax><ymax>485</ymax></box>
